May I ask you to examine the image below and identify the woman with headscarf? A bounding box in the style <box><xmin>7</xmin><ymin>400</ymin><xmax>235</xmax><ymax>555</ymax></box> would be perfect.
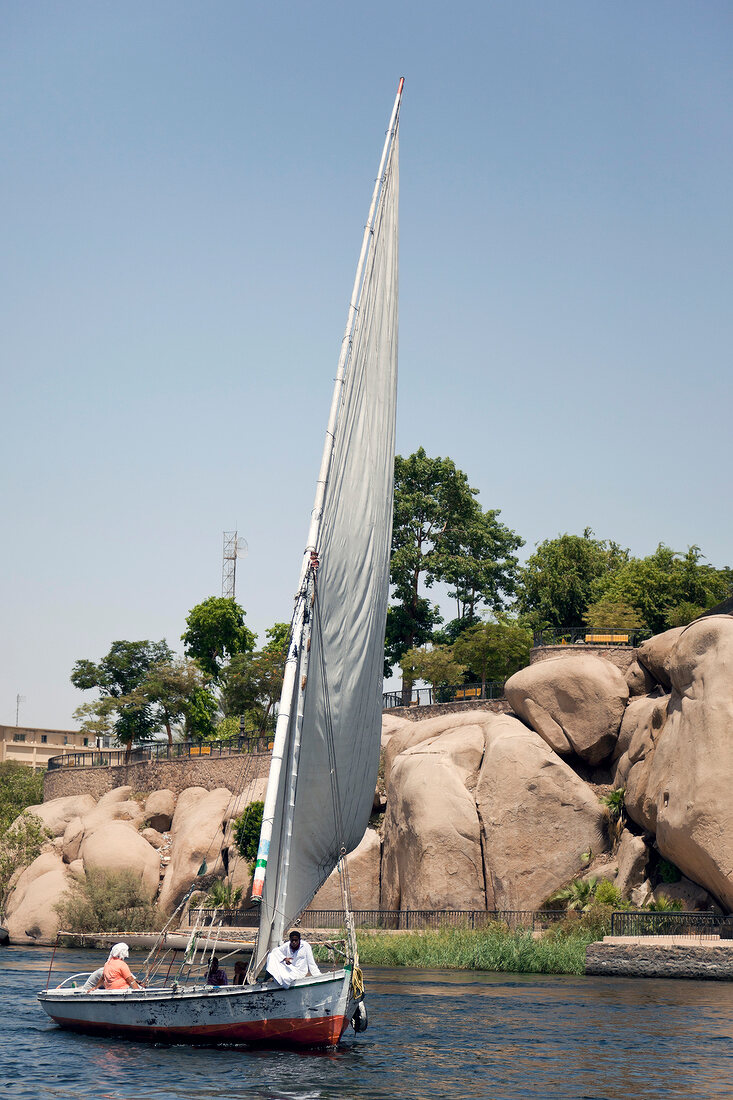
<box><xmin>102</xmin><ymin>943</ymin><xmax>142</xmax><ymax>990</ymax></box>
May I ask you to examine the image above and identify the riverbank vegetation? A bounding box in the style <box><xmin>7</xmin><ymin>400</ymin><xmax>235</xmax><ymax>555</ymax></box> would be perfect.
<box><xmin>353</xmin><ymin>909</ymin><xmax>614</xmax><ymax>975</ymax></box>
<box><xmin>55</xmin><ymin>869</ymin><xmax>162</xmax><ymax>934</ymax></box>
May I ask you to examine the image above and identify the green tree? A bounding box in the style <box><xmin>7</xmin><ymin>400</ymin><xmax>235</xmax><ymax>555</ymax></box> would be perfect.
<box><xmin>387</xmin><ymin>448</ymin><xmax>521</xmax><ymax>685</ymax></box>
<box><xmin>182</xmin><ymin>597</ymin><xmax>256</xmax><ymax>680</ymax></box>
<box><xmin>71</xmin><ymin>640</ymin><xmax>174</xmax><ymax>760</ymax></box>
<box><xmin>399</xmin><ymin>645</ymin><xmax>467</xmax><ymax>696</ymax></box>
<box><xmin>137</xmin><ymin>658</ymin><xmax>206</xmax><ymax>747</ymax></box>
<box><xmin>0</xmin><ymin>762</ymin><xmax>45</xmax><ymax>833</ymax></box>
<box><xmin>599</xmin><ymin>545</ymin><xmax>731</xmax><ymax>634</ymax></box>
<box><xmin>233</xmin><ymin>801</ymin><xmax>264</xmax><ymax>862</ymax></box>
<box><xmin>550</xmin><ymin>877</ymin><xmax>599</xmax><ymax>912</ymax></box>
<box><xmin>183</xmin><ymin>686</ymin><xmax>219</xmax><ymax>742</ymax></box>
<box><xmin>583</xmin><ymin>598</ymin><xmax>644</xmax><ymax>632</ymax></box>
<box><xmin>0</xmin><ymin>812</ymin><xmax>51</xmax><ymax>918</ymax></box>
<box><xmin>517</xmin><ymin>531</ymin><xmax>629</xmax><ymax>629</ymax></box>
<box><xmin>220</xmin><ymin>623</ymin><xmax>289</xmax><ymax>731</ymax></box>
<box><xmin>451</xmin><ymin>620</ymin><xmax>532</xmax><ymax>696</ymax></box>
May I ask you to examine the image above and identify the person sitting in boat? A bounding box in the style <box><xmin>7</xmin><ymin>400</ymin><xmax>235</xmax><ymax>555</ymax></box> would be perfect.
<box><xmin>81</xmin><ymin>967</ymin><xmax>105</xmax><ymax>992</ymax></box>
<box><xmin>206</xmin><ymin>956</ymin><xmax>228</xmax><ymax>986</ymax></box>
<box><xmin>233</xmin><ymin>961</ymin><xmax>246</xmax><ymax>985</ymax></box>
<box><xmin>266</xmin><ymin>929</ymin><xmax>321</xmax><ymax>988</ymax></box>
<box><xmin>103</xmin><ymin>943</ymin><xmax>143</xmax><ymax>990</ymax></box>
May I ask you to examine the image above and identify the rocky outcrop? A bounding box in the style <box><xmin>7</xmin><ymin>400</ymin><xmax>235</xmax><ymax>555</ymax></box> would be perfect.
<box><xmin>158</xmin><ymin>787</ymin><xmax>238</xmax><ymax>916</ymax></box>
<box><xmin>381</xmin><ymin>721</ymin><xmax>487</xmax><ymax>910</ymax></box>
<box><xmin>615</xmin><ymin>831</ymin><xmax>649</xmax><ymax>897</ymax></box>
<box><xmin>21</xmin><ymin>794</ymin><xmax>96</xmax><ymax>837</ymax></box>
<box><xmin>504</xmin><ymin>655</ymin><xmax>628</xmax><ymax>764</ymax></box>
<box><xmin>636</xmin><ymin>627</ymin><xmax>685</xmax><ymax>689</ymax></box>
<box><xmin>144</xmin><ymin>789</ymin><xmax>175</xmax><ymax>832</ymax></box>
<box><xmin>79</xmin><ymin>821</ymin><xmax>160</xmax><ymax>898</ymax></box>
<box><xmin>311</xmin><ymin>828</ymin><xmax>381</xmax><ymax>911</ymax></box>
<box><xmin>476</xmin><ymin>714</ymin><xmax>608</xmax><ymax>910</ymax></box>
<box><xmin>5</xmin><ymin>849</ymin><xmax>72</xmax><ymax>943</ymax></box>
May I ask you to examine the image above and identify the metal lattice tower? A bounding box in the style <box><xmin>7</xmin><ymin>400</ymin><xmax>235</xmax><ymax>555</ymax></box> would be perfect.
<box><xmin>222</xmin><ymin>531</ymin><xmax>238</xmax><ymax>599</ymax></box>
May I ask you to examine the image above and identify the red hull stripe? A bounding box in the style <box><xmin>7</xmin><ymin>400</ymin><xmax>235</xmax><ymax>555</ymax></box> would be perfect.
<box><xmin>50</xmin><ymin>1012</ymin><xmax>349</xmax><ymax>1047</ymax></box>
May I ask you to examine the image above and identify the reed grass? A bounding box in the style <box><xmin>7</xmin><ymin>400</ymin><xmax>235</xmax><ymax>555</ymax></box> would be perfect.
<box><xmin>354</xmin><ymin>926</ymin><xmax>599</xmax><ymax>975</ymax></box>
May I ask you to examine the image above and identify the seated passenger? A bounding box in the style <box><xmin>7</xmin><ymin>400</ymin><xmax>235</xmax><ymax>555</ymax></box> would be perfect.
<box><xmin>103</xmin><ymin>943</ymin><xmax>142</xmax><ymax>990</ymax></box>
<box><xmin>81</xmin><ymin>967</ymin><xmax>105</xmax><ymax>992</ymax></box>
<box><xmin>207</xmin><ymin>956</ymin><xmax>228</xmax><ymax>986</ymax></box>
<box><xmin>233</xmin><ymin>961</ymin><xmax>246</xmax><ymax>986</ymax></box>
<box><xmin>266</xmin><ymin>930</ymin><xmax>321</xmax><ymax>989</ymax></box>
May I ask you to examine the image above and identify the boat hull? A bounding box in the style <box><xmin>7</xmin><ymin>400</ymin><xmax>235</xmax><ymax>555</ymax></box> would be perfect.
<box><xmin>38</xmin><ymin>969</ymin><xmax>356</xmax><ymax>1048</ymax></box>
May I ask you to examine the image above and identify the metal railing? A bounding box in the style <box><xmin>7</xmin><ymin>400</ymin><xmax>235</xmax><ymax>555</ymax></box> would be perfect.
<box><xmin>185</xmin><ymin>908</ymin><xmax>567</xmax><ymax>931</ymax></box>
<box><xmin>533</xmin><ymin>627</ymin><xmax>651</xmax><ymax>648</ymax></box>
<box><xmin>610</xmin><ymin>911</ymin><xmax>730</xmax><ymax>939</ymax></box>
<box><xmin>382</xmin><ymin>682</ymin><xmax>505</xmax><ymax>710</ymax></box>
<box><xmin>47</xmin><ymin>734</ymin><xmax>273</xmax><ymax>771</ymax></box>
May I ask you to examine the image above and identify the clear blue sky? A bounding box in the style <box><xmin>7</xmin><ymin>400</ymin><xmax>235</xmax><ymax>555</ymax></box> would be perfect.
<box><xmin>2</xmin><ymin>2</ymin><xmax>731</xmax><ymax>728</ymax></box>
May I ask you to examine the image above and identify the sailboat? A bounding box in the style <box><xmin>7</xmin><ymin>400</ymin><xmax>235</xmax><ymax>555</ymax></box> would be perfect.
<box><xmin>38</xmin><ymin>78</ymin><xmax>403</xmax><ymax>1048</ymax></box>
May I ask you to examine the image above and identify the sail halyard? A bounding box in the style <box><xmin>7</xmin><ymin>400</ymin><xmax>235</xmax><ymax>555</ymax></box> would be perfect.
<box><xmin>248</xmin><ymin>82</ymin><xmax>402</xmax><ymax>981</ymax></box>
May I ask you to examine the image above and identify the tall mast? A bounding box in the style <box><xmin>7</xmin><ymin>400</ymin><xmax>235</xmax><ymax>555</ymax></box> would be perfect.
<box><xmin>249</xmin><ymin>80</ymin><xmax>404</xmax><ymax>932</ymax></box>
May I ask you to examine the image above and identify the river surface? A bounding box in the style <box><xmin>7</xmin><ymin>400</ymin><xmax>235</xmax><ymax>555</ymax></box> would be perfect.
<box><xmin>2</xmin><ymin>947</ymin><xmax>733</xmax><ymax>1099</ymax></box>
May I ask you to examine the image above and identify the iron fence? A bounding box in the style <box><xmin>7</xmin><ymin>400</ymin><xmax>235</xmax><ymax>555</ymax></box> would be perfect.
<box><xmin>610</xmin><ymin>910</ymin><xmax>730</xmax><ymax>939</ymax></box>
<box><xmin>532</xmin><ymin>627</ymin><xmax>651</xmax><ymax>648</ymax></box>
<box><xmin>47</xmin><ymin>734</ymin><xmax>273</xmax><ymax>771</ymax></box>
<box><xmin>186</xmin><ymin>908</ymin><xmax>567</xmax><ymax>932</ymax></box>
<box><xmin>382</xmin><ymin>682</ymin><xmax>505</xmax><ymax>710</ymax></box>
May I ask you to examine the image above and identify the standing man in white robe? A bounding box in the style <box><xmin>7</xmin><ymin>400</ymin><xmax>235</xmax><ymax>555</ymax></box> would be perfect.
<box><xmin>267</xmin><ymin>929</ymin><xmax>321</xmax><ymax>988</ymax></box>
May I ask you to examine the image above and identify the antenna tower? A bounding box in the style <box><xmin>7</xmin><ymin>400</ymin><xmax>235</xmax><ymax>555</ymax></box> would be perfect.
<box><xmin>222</xmin><ymin>531</ymin><xmax>248</xmax><ymax>600</ymax></box>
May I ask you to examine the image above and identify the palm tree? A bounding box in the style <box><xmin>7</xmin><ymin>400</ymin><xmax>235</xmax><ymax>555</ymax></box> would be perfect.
<box><xmin>550</xmin><ymin>877</ymin><xmax>598</xmax><ymax>912</ymax></box>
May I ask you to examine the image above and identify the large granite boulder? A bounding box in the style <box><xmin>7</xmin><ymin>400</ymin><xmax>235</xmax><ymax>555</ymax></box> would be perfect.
<box><xmin>625</xmin><ymin>659</ymin><xmax>658</xmax><ymax>698</ymax></box>
<box><xmin>382</xmin><ymin>709</ymin><xmax>492</xmax><ymax>793</ymax></box>
<box><xmin>615</xmin><ymin>831</ymin><xmax>649</xmax><ymax>897</ymax></box>
<box><xmin>158</xmin><ymin>787</ymin><xmax>237</xmax><ymax>916</ymax></box>
<box><xmin>476</xmin><ymin>713</ymin><xmax>609</xmax><ymax>911</ymax></box>
<box><xmin>5</xmin><ymin>850</ymin><xmax>71</xmax><ymax>945</ymax></box>
<box><xmin>504</xmin><ymin>655</ymin><xmax>628</xmax><ymax>764</ymax></box>
<box><xmin>79</xmin><ymin>821</ymin><xmax>160</xmax><ymax>898</ymax></box>
<box><xmin>636</xmin><ymin>627</ymin><xmax>685</xmax><ymax>689</ymax></box>
<box><xmin>21</xmin><ymin>795</ymin><xmax>96</xmax><ymax>838</ymax></box>
<box><xmin>144</xmin><ymin>789</ymin><xmax>175</xmax><ymax>832</ymax></box>
<box><xmin>643</xmin><ymin>616</ymin><xmax>733</xmax><ymax>909</ymax></box>
<box><xmin>381</xmin><ymin>724</ymin><xmax>486</xmax><ymax>911</ymax></box>
<box><xmin>623</xmin><ymin>692</ymin><xmax>671</xmax><ymax>832</ymax></box>
<box><xmin>310</xmin><ymin>828</ymin><xmax>381</xmax><ymax>911</ymax></box>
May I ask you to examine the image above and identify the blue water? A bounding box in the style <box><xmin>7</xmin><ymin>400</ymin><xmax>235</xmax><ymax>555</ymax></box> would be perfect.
<box><xmin>2</xmin><ymin>947</ymin><xmax>733</xmax><ymax>1099</ymax></box>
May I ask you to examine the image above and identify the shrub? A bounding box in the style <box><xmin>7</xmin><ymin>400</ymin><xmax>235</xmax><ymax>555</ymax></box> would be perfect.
<box><xmin>656</xmin><ymin>857</ymin><xmax>682</xmax><ymax>884</ymax></box>
<box><xmin>550</xmin><ymin>877</ymin><xmax>598</xmax><ymax>912</ymax></box>
<box><xmin>0</xmin><ymin>811</ymin><xmax>51</xmax><ymax>918</ymax></box>
<box><xmin>233</xmin><ymin>801</ymin><xmax>264</xmax><ymax>862</ymax></box>
<box><xmin>600</xmin><ymin>788</ymin><xmax>626</xmax><ymax>822</ymax></box>
<box><xmin>206</xmin><ymin>881</ymin><xmax>243</xmax><ymax>908</ymax></box>
<box><xmin>0</xmin><ymin>762</ymin><xmax>45</xmax><ymax>832</ymax></box>
<box><xmin>594</xmin><ymin>880</ymin><xmax>623</xmax><ymax>908</ymax></box>
<box><xmin>55</xmin><ymin>869</ymin><xmax>162</xmax><ymax>933</ymax></box>
<box><xmin>647</xmin><ymin>894</ymin><xmax>683</xmax><ymax>912</ymax></box>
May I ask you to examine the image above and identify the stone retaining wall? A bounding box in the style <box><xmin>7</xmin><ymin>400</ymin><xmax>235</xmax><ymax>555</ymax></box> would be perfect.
<box><xmin>530</xmin><ymin>645</ymin><xmax>637</xmax><ymax>674</ymax></box>
<box><xmin>384</xmin><ymin>698</ymin><xmax>512</xmax><ymax>723</ymax></box>
<box><xmin>586</xmin><ymin>937</ymin><xmax>733</xmax><ymax>979</ymax></box>
<box><xmin>43</xmin><ymin>752</ymin><xmax>271</xmax><ymax>802</ymax></box>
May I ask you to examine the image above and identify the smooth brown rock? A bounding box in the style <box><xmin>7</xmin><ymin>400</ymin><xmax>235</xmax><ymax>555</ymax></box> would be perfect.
<box><xmin>615</xmin><ymin>831</ymin><xmax>649</xmax><ymax>897</ymax></box>
<box><xmin>61</xmin><ymin>817</ymin><xmax>85</xmax><ymax>864</ymax></box>
<box><xmin>381</xmin><ymin>725</ymin><xmax>486</xmax><ymax>911</ymax></box>
<box><xmin>651</xmin><ymin>877</ymin><xmax>716</xmax><ymax>911</ymax></box>
<box><xmin>644</xmin><ymin>617</ymin><xmax>733</xmax><ymax>908</ymax></box>
<box><xmin>145</xmin><ymin>789</ymin><xmax>175</xmax><ymax>832</ymax></box>
<box><xmin>504</xmin><ymin>655</ymin><xmax>628</xmax><ymax>765</ymax></box>
<box><xmin>5</xmin><ymin>863</ymin><xmax>71</xmax><ymax>945</ymax></box>
<box><xmin>141</xmin><ymin>827</ymin><xmax>167</xmax><ymax>849</ymax></box>
<box><xmin>476</xmin><ymin>713</ymin><xmax>609</xmax><ymax>911</ymax></box>
<box><xmin>620</xmin><ymin>693</ymin><xmax>670</xmax><ymax>832</ymax></box>
<box><xmin>626</xmin><ymin>659</ymin><xmax>657</xmax><ymax>698</ymax></box>
<box><xmin>383</xmin><ymin>710</ymin><xmax>494</xmax><ymax>793</ymax></box>
<box><xmin>636</xmin><ymin>627</ymin><xmax>685</xmax><ymax>689</ymax></box>
<box><xmin>311</xmin><ymin>828</ymin><xmax>381</xmax><ymax>911</ymax></box>
<box><xmin>97</xmin><ymin>786</ymin><xmax>133</xmax><ymax>806</ymax></box>
<box><xmin>158</xmin><ymin>788</ymin><xmax>237</xmax><ymax>915</ymax></box>
<box><xmin>6</xmin><ymin>851</ymin><xmax>65</xmax><ymax>917</ymax></box>
<box><xmin>22</xmin><ymin>795</ymin><xmax>96</xmax><ymax>838</ymax></box>
<box><xmin>68</xmin><ymin>859</ymin><xmax>86</xmax><ymax>882</ymax></box>
<box><xmin>80</xmin><ymin>821</ymin><xmax>160</xmax><ymax>899</ymax></box>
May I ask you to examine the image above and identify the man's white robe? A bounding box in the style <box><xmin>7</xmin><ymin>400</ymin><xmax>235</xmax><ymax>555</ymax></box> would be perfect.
<box><xmin>266</xmin><ymin>940</ymin><xmax>322</xmax><ymax>988</ymax></box>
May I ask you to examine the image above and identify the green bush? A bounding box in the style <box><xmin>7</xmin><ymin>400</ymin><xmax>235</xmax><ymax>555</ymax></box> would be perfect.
<box><xmin>0</xmin><ymin>762</ymin><xmax>45</xmax><ymax>832</ymax></box>
<box><xmin>233</xmin><ymin>801</ymin><xmax>264</xmax><ymax>862</ymax></box>
<box><xmin>600</xmin><ymin>788</ymin><xmax>626</xmax><ymax>821</ymax></box>
<box><xmin>0</xmin><ymin>811</ymin><xmax>51</xmax><ymax>918</ymax></box>
<box><xmin>594</xmin><ymin>880</ymin><xmax>622</xmax><ymax>908</ymax></box>
<box><xmin>206</xmin><ymin>881</ymin><xmax>243</xmax><ymax>908</ymax></box>
<box><xmin>55</xmin><ymin>869</ymin><xmax>162</xmax><ymax>933</ymax></box>
<box><xmin>657</xmin><ymin>857</ymin><xmax>682</xmax><ymax>884</ymax></box>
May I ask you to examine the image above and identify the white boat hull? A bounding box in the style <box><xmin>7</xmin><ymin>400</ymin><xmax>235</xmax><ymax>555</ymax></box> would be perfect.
<box><xmin>38</xmin><ymin>968</ymin><xmax>357</xmax><ymax>1048</ymax></box>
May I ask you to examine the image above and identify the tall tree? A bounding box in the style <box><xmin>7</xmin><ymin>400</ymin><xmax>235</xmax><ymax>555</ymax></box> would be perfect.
<box><xmin>386</xmin><ymin>448</ymin><xmax>521</xmax><ymax>681</ymax></box>
<box><xmin>220</xmin><ymin>622</ymin><xmax>289</xmax><ymax>731</ymax></box>
<box><xmin>71</xmin><ymin>640</ymin><xmax>173</xmax><ymax>760</ymax></box>
<box><xmin>516</xmin><ymin>530</ymin><xmax>629</xmax><ymax>629</ymax></box>
<box><xmin>399</xmin><ymin>645</ymin><xmax>467</xmax><ymax>698</ymax></box>
<box><xmin>451</xmin><ymin>620</ymin><xmax>532</xmax><ymax>696</ymax></box>
<box><xmin>181</xmin><ymin>597</ymin><xmax>256</xmax><ymax>680</ymax></box>
<box><xmin>137</xmin><ymin>658</ymin><xmax>207</xmax><ymax>747</ymax></box>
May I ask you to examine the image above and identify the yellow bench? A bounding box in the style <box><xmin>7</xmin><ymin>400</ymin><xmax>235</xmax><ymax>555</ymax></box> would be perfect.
<box><xmin>190</xmin><ymin>745</ymin><xmax>212</xmax><ymax>756</ymax></box>
<box><xmin>585</xmin><ymin>634</ymin><xmax>629</xmax><ymax>644</ymax></box>
<box><xmin>455</xmin><ymin>686</ymin><xmax>481</xmax><ymax>700</ymax></box>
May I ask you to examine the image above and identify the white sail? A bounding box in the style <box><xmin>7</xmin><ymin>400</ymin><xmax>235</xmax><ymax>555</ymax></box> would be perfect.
<box><xmin>252</xmin><ymin>124</ymin><xmax>400</xmax><ymax>973</ymax></box>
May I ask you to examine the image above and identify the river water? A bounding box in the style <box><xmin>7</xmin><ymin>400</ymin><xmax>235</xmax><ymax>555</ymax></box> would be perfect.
<box><xmin>2</xmin><ymin>947</ymin><xmax>733</xmax><ymax>1099</ymax></box>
